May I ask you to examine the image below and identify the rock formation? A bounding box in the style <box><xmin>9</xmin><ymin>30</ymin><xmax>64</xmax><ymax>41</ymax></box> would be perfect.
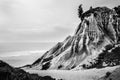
<box><xmin>29</xmin><ymin>6</ymin><xmax>120</xmax><ymax>70</ymax></box>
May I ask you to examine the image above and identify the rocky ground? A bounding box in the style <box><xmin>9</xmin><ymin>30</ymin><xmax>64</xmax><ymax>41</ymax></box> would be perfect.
<box><xmin>24</xmin><ymin>66</ymin><xmax>119</xmax><ymax>80</ymax></box>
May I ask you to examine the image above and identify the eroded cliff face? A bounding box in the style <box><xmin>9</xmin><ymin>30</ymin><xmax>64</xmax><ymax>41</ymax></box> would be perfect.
<box><xmin>30</xmin><ymin>6</ymin><xmax>120</xmax><ymax>70</ymax></box>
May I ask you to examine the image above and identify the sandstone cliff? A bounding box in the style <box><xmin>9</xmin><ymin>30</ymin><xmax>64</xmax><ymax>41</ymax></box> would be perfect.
<box><xmin>30</xmin><ymin>6</ymin><xmax>120</xmax><ymax>70</ymax></box>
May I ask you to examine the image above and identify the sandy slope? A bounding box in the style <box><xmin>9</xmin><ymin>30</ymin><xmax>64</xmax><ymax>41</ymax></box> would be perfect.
<box><xmin>25</xmin><ymin>66</ymin><xmax>119</xmax><ymax>80</ymax></box>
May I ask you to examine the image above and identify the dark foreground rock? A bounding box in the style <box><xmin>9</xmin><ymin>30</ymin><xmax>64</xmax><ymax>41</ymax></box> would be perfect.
<box><xmin>0</xmin><ymin>60</ymin><xmax>55</xmax><ymax>80</ymax></box>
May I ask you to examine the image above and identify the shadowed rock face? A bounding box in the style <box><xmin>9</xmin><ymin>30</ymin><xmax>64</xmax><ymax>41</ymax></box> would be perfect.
<box><xmin>30</xmin><ymin>6</ymin><xmax>120</xmax><ymax>70</ymax></box>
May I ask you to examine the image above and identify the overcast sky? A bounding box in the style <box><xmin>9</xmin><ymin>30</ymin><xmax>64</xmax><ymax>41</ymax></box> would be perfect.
<box><xmin>0</xmin><ymin>0</ymin><xmax>120</xmax><ymax>43</ymax></box>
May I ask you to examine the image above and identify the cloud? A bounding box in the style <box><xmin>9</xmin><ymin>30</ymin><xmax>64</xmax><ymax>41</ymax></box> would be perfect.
<box><xmin>0</xmin><ymin>0</ymin><xmax>120</xmax><ymax>43</ymax></box>
<box><xmin>0</xmin><ymin>24</ymin><xmax>76</xmax><ymax>42</ymax></box>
